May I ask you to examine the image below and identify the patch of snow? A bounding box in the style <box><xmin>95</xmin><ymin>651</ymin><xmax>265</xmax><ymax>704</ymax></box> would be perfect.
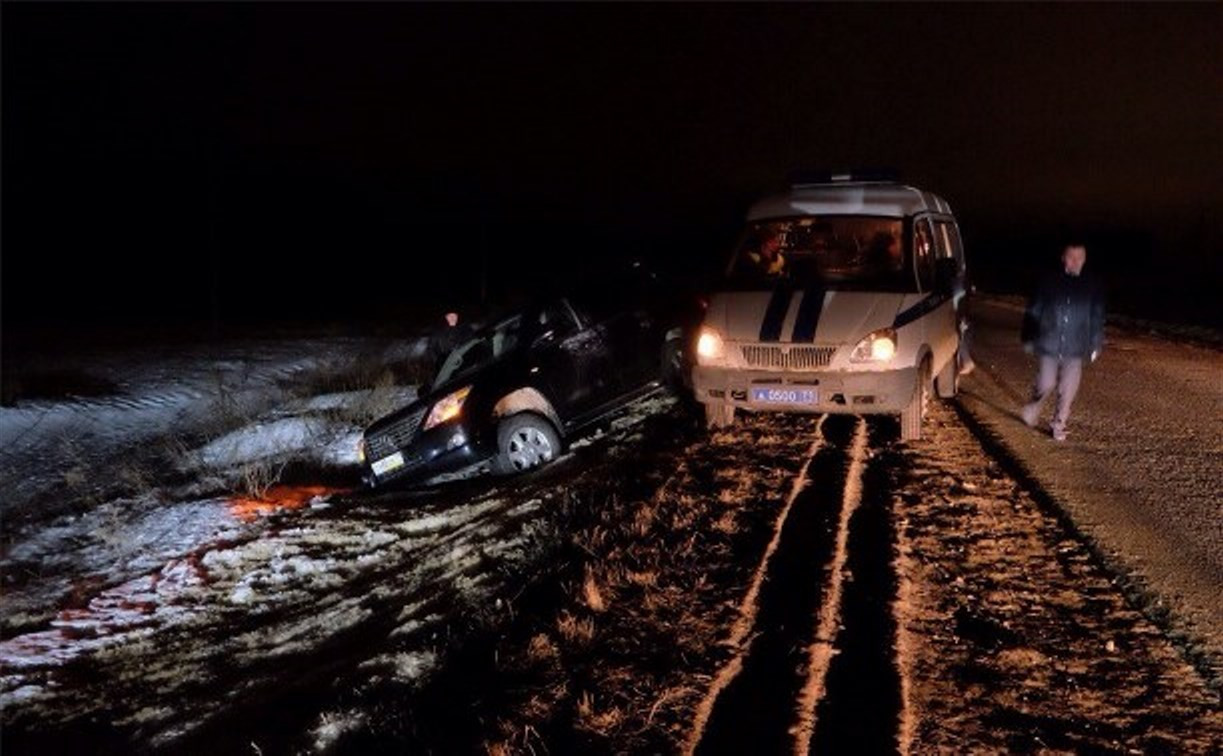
<box><xmin>391</xmin><ymin>650</ymin><xmax>438</xmax><ymax>682</ymax></box>
<box><xmin>0</xmin><ymin>683</ymin><xmax>44</xmax><ymax>706</ymax></box>
<box><xmin>311</xmin><ymin>708</ymin><xmax>370</xmax><ymax>753</ymax></box>
<box><xmin>322</xmin><ymin>428</ymin><xmax>363</xmax><ymax>467</ymax></box>
<box><xmin>397</xmin><ymin>507</ymin><xmax>492</xmax><ymax>537</ymax></box>
<box><xmin>196</xmin><ymin>417</ymin><xmax>330</xmax><ymax>467</ymax></box>
<box><xmin>270</xmin><ymin>386</ymin><xmax>418</xmax><ymax>419</ymax></box>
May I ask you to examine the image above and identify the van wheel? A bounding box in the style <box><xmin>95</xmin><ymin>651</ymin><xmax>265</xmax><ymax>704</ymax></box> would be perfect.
<box><xmin>900</xmin><ymin>359</ymin><xmax>931</xmax><ymax>441</ymax></box>
<box><xmin>492</xmin><ymin>414</ymin><xmax>561</xmax><ymax>475</ymax></box>
<box><xmin>935</xmin><ymin>353</ymin><xmax>959</xmax><ymax>399</ymax></box>
<box><xmin>704</xmin><ymin>403</ymin><xmax>735</xmax><ymax>429</ymax></box>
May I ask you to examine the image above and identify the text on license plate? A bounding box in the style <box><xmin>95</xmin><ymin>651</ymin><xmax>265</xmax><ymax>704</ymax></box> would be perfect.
<box><xmin>371</xmin><ymin>452</ymin><xmax>405</xmax><ymax>476</ymax></box>
<box><xmin>751</xmin><ymin>387</ymin><xmax>817</xmax><ymax>404</ymax></box>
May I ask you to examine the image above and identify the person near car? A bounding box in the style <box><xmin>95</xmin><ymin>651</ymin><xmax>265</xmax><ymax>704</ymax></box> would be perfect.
<box><xmin>1020</xmin><ymin>242</ymin><xmax>1105</xmax><ymax>441</ymax></box>
<box><xmin>428</xmin><ymin>311</ymin><xmax>469</xmax><ymax>375</ymax></box>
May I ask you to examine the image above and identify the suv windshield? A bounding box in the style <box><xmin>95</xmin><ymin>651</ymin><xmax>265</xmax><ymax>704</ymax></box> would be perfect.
<box><xmin>726</xmin><ymin>216</ymin><xmax>913</xmax><ymax>291</ymax></box>
<box><xmin>433</xmin><ymin>314</ymin><xmax>522</xmax><ymax>389</ymax></box>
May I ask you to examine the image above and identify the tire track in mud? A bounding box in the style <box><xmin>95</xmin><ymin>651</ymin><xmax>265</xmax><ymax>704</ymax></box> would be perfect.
<box><xmin>683</xmin><ymin>419</ymin><xmax>827</xmax><ymax>755</ymax></box>
<box><xmin>690</xmin><ymin>415</ymin><xmax>866</xmax><ymax>756</ymax></box>
<box><xmin>689</xmin><ymin>415</ymin><xmax>908</xmax><ymax>756</ymax></box>
<box><xmin>348</xmin><ymin>412</ymin><xmax>816</xmax><ymax>755</ymax></box>
<box><xmin>804</xmin><ymin>419</ymin><xmax>902</xmax><ymax>755</ymax></box>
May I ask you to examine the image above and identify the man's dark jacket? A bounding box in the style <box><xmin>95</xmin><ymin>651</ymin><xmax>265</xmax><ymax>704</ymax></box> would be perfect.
<box><xmin>428</xmin><ymin>323</ymin><xmax>473</xmax><ymax>375</ymax></box>
<box><xmin>1022</xmin><ymin>270</ymin><xmax>1105</xmax><ymax>359</ymax></box>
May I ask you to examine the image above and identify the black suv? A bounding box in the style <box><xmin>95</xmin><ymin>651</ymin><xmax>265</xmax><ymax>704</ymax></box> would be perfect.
<box><xmin>360</xmin><ymin>265</ymin><xmax>692</xmax><ymax>487</ymax></box>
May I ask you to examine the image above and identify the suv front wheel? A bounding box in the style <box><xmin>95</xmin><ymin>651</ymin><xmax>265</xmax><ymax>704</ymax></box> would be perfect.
<box><xmin>492</xmin><ymin>414</ymin><xmax>562</xmax><ymax>475</ymax></box>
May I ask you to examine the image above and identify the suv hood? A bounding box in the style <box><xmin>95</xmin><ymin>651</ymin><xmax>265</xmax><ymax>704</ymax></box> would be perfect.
<box><xmin>706</xmin><ymin>289</ymin><xmax>916</xmax><ymax>345</ymax></box>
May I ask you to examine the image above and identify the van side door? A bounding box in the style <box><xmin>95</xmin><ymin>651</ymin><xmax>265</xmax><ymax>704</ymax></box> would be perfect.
<box><xmin>923</xmin><ymin>216</ymin><xmax>960</xmax><ymax>371</ymax></box>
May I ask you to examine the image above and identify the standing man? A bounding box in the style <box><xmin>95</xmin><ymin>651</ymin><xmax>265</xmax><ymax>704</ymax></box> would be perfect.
<box><xmin>1020</xmin><ymin>243</ymin><xmax>1105</xmax><ymax>441</ymax></box>
<box><xmin>428</xmin><ymin>311</ymin><xmax>467</xmax><ymax>377</ymax></box>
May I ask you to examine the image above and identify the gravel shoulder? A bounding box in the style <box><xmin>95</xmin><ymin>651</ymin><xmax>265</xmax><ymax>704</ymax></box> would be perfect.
<box><xmin>959</xmin><ymin>296</ymin><xmax>1223</xmax><ymax>689</ymax></box>
<box><xmin>898</xmin><ymin>402</ymin><xmax>1222</xmax><ymax>753</ymax></box>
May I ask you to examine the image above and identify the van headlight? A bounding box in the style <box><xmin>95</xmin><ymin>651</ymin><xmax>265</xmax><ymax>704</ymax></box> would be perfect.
<box><xmin>424</xmin><ymin>386</ymin><xmax>472</xmax><ymax>430</ymax></box>
<box><xmin>695</xmin><ymin>327</ymin><xmax>726</xmax><ymax>364</ymax></box>
<box><xmin>850</xmin><ymin>328</ymin><xmax>897</xmax><ymax>363</ymax></box>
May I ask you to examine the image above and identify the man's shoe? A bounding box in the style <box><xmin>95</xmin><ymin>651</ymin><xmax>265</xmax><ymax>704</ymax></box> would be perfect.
<box><xmin>1052</xmin><ymin>428</ymin><xmax>1067</xmax><ymax>442</ymax></box>
<box><xmin>1021</xmin><ymin>404</ymin><xmax>1039</xmax><ymax>428</ymax></box>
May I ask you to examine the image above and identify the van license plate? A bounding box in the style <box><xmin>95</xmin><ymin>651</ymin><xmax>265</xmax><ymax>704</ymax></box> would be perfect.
<box><xmin>751</xmin><ymin>387</ymin><xmax>817</xmax><ymax>405</ymax></box>
<box><xmin>372</xmin><ymin>452</ymin><xmax>405</xmax><ymax>476</ymax></box>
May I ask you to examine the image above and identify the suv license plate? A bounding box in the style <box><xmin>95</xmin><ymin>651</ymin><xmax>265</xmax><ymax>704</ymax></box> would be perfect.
<box><xmin>372</xmin><ymin>452</ymin><xmax>405</xmax><ymax>476</ymax></box>
<box><xmin>751</xmin><ymin>387</ymin><xmax>817</xmax><ymax>405</ymax></box>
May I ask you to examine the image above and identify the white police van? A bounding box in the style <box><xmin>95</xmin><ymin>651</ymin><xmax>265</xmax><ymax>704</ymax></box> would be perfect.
<box><xmin>691</xmin><ymin>174</ymin><xmax>966</xmax><ymax>440</ymax></box>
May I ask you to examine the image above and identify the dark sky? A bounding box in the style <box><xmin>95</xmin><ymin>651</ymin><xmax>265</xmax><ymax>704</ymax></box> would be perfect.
<box><xmin>4</xmin><ymin>3</ymin><xmax>1221</xmax><ymax>334</ymax></box>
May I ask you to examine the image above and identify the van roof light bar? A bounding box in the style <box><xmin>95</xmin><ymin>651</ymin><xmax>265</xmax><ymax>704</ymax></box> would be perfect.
<box><xmin>788</xmin><ymin>168</ymin><xmax>901</xmax><ymax>187</ymax></box>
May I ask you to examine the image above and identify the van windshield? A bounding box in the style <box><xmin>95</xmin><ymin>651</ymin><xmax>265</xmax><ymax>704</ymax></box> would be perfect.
<box><xmin>726</xmin><ymin>216</ymin><xmax>914</xmax><ymax>291</ymax></box>
<box><xmin>433</xmin><ymin>314</ymin><xmax>522</xmax><ymax>389</ymax></box>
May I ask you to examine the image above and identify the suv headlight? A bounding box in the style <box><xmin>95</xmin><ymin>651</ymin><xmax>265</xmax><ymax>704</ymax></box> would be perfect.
<box><xmin>695</xmin><ymin>326</ymin><xmax>725</xmax><ymax>364</ymax></box>
<box><xmin>424</xmin><ymin>386</ymin><xmax>472</xmax><ymax>430</ymax></box>
<box><xmin>850</xmin><ymin>328</ymin><xmax>897</xmax><ymax>363</ymax></box>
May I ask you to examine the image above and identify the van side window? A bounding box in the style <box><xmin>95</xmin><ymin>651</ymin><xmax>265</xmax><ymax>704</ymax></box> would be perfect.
<box><xmin>945</xmin><ymin>222</ymin><xmax>965</xmax><ymax>264</ymax></box>
<box><xmin>914</xmin><ymin>218</ymin><xmax>936</xmax><ymax>291</ymax></box>
<box><xmin>935</xmin><ymin>220</ymin><xmax>963</xmax><ymax>263</ymax></box>
<box><xmin>934</xmin><ymin>222</ymin><xmax>951</xmax><ymax>258</ymax></box>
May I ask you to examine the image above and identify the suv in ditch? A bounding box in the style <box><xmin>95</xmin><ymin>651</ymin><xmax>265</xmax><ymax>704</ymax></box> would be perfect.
<box><xmin>360</xmin><ymin>264</ymin><xmax>691</xmax><ymax>487</ymax></box>
<box><xmin>691</xmin><ymin>174</ymin><xmax>967</xmax><ymax>440</ymax></box>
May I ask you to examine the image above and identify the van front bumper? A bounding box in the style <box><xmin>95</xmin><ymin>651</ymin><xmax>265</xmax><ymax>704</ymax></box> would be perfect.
<box><xmin>692</xmin><ymin>365</ymin><xmax>918</xmax><ymax>414</ymax></box>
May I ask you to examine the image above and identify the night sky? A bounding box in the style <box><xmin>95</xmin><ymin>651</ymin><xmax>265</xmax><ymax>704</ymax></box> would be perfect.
<box><xmin>4</xmin><ymin>3</ymin><xmax>1221</xmax><ymax>338</ymax></box>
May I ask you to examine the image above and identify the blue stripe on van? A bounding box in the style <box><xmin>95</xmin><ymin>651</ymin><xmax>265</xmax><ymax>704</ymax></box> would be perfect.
<box><xmin>790</xmin><ymin>288</ymin><xmax>826</xmax><ymax>342</ymax></box>
<box><xmin>892</xmin><ymin>292</ymin><xmax>950</xmax><ymax>329</ymax></box>
<box><xmin>758</xmin><ymin>286</ymin><xmax>792</xmax><ymax>342</ymax></box>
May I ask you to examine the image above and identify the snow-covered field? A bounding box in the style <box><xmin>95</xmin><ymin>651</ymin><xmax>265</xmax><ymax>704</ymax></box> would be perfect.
<box><xmin>2</xmin><ymin>336</ymin><xmax>425</xmax><ymax>633</ymax></box>
<box><xmin>1</xmin><ymin>334</ymin><xmax>680</xmax><ymax>750</ymax></box>
<box><xmin>1</xmin><ymin>336</ymin><xmax>428</xmax><ymax>518</ymax></box>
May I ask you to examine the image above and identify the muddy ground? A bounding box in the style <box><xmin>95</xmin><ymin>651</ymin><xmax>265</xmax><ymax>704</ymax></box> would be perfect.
<box><xmin>298</xmin><ymin>404</ymin><xmax>1220</xmax><ymax>754</ymax></box>
<box><xmin>3</xmin><ymin>388</ymin><xmax>1220</xmax><ymax>753</ymax></box>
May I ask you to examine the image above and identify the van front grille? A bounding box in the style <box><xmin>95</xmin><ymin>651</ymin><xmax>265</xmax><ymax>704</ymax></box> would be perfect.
<box><xmin>740</xmin><ymin>344</ymin><xmax>836</xmax><ymax>371</ymax></box>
